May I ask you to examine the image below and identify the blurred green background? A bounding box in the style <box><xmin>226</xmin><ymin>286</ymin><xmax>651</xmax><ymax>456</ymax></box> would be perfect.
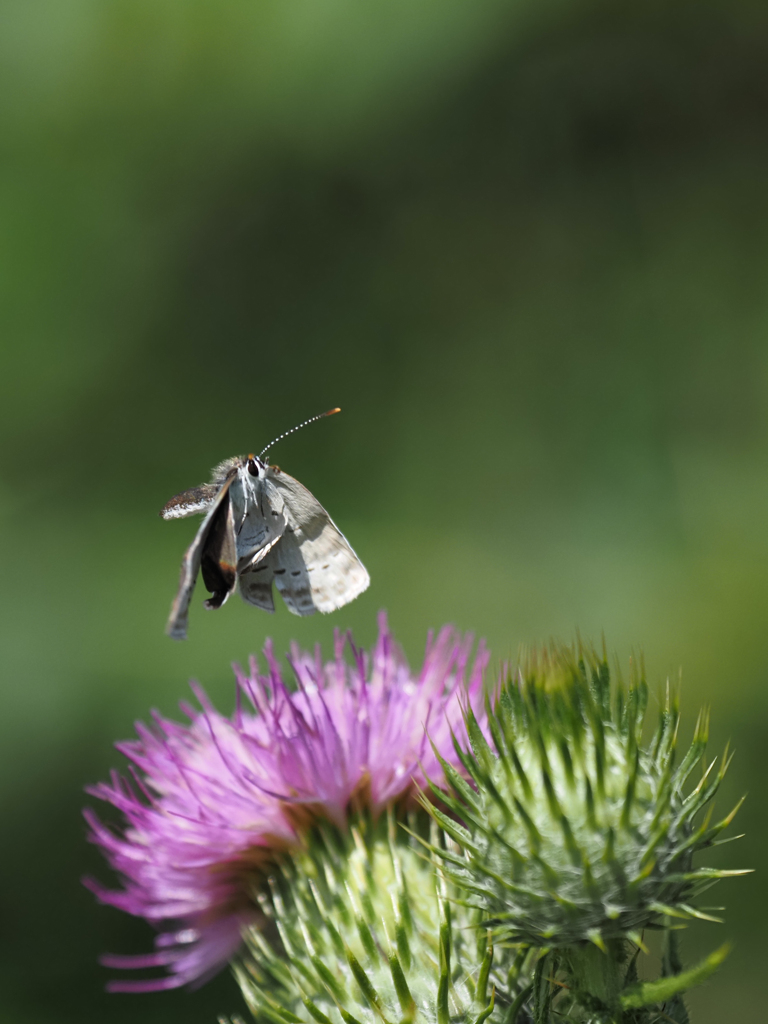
<box><xmin>1</xmin><ymin>0</ymin><xmax>767</xmax><ymax>1020</ymax></box>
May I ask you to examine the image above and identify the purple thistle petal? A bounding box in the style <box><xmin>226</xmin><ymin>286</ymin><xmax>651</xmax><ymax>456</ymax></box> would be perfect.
<box><xmin>86</xmin><ymin>614</ymin><xmax>488</xmax><ymax>992</ymax></box>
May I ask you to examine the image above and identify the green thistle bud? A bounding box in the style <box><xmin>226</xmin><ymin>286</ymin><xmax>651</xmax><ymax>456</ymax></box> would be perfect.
<box><xmin>235</xmin><ymin>810</ymin><xmax>530</xmax><ymax>1024</ymax></box>
<box><xmin>426</xmin><ymin>644</ymin><xmax>746</xmax><ymax>952</ymax></box>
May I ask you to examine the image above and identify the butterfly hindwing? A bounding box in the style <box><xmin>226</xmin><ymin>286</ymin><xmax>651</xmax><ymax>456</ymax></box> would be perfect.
<box><xmin>238</xmin><ymin>559</ymin><xmax>276</xmax><ymax>612</ymax></box>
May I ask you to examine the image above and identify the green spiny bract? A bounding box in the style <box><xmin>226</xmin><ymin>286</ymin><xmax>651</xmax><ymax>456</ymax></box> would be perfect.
<box><xmin>235</xmin><ymin>811</ymin><xmax>531</xmax><ymax>1024</ymax></box>
<box><xmin>422</xmin><ymin>643</ymin><xmax>747</xmax><ymax>954</ymax></box>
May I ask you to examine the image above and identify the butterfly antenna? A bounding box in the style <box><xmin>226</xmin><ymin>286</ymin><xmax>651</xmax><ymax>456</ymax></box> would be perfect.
<box><xmin>259</xmin><ymin>408</ymin><xmax>341</xmax><ymax>460</ymax></box>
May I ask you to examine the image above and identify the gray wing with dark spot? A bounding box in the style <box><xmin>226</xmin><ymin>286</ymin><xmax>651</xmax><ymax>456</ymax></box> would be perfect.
<box><xmin>238</xmin><ymin>560</ymin><xmax>276</xmax><ymax>613</ymax></box>
<box><xmin>268</xmin><ymin>532</ymin><xmax>317</xmax><ymax>616</ymax></box>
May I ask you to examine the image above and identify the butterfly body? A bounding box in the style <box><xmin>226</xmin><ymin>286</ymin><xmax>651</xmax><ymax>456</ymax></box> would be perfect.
<box><xmin>162</xmin><ymin>453</ymin><xmax>369</xmax><ymax>640</ymax></box>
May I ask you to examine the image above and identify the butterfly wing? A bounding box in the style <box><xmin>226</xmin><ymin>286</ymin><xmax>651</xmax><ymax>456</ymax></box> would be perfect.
<box><xmin>268</xmin><ymin>531</ymin><xmax>318</xmax><ymax>615</ymax></box>
<box><xmin>267</xmin><ymin>468</ymin><xmax>370</xmax><ymax>615</ymax></box>
<box><xmin>238</xmin><ymin>560</ymin><xmax>276</xmax><ymax>612</ymax></box>
<box><xmin>165</xmin><ymin>475</ymin><xmax>235</xmax><ymax>639</ymax></box>
<box><xmin>160</xmin><ymin>484</ymin><xmax>219</xmax><ymax>520</ymax></box>
<box><xmin>200</xmin><ymin>485</ymin><xmax>238</xmax><ymax>612</ymax></box>
<box><xmin>234</xmin><ymin>476</ymin><xmax>286</xmax><ymax>572</ymax></box>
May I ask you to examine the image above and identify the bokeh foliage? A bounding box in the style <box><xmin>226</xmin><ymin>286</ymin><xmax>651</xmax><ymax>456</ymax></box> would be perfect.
<box><xmin>1</xmin><ymin>1</ymin><xmax>767</xmax><ymax>1021</ymax></box>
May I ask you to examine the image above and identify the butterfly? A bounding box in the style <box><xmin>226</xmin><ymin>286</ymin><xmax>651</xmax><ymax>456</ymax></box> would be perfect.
<box><xmin>160</xmin><ymin>410</ymin><xmax>370</xmax><ymax>639</ymax></box>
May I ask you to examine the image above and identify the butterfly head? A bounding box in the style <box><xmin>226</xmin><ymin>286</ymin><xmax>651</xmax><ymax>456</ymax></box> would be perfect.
<box><xmin>246</xmin><ymin>454</ymin><xmax>267</xmax><ymax>479</ymax></box>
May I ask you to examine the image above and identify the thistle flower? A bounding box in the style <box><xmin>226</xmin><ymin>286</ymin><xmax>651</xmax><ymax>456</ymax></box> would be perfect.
<box><xmin>423</xmin><ymin>644</ymin><xmax>748</xmax><ymax>1021</ymax></box>
<box><xmin>85</xmin><ymin>614</ymin><xmax>488</xmax><ymax>992</ymax></box>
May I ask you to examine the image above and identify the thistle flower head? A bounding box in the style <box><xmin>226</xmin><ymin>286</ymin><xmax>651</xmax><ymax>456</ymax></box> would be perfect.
<box><xmin>236</xmin><ymin>812</ymin><xmax>517</xmax><ymax>1024</ymax></box>
<box><xmin>426</xmin><ymin>643</ymin><xmax>746</xmax><ymax>952</ymax></box>
<box><xmin>85</xmin><ymin>614</ymin><xmax>488</xmax><ymax>992</ymax></box>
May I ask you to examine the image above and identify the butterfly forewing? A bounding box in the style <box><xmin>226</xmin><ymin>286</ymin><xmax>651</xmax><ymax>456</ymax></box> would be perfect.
<box><xmin>269</xmin><ymin>469</ymin><xmax>370</xmax><ymax>614</ymax></box>
<box><xmin>160</xmin><ymin>484</ymin><xmax>219</xmax><ymax>520</ymax></box>
<box><xmin>233</xmin><ymin>477</ymin><xmax>286</xmax><ymax>572</ymax></box>
<box><xmin>268</xmin><ymin>533</ymin><xmax>317</xmax><ymax>615</ymax></box>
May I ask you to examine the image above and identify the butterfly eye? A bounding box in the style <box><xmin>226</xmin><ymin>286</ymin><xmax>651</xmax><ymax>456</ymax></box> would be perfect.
<box><xmin>247</xmin><ymin>456</ymin><xmax>261</xmax><ymax>477</ymax></box>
